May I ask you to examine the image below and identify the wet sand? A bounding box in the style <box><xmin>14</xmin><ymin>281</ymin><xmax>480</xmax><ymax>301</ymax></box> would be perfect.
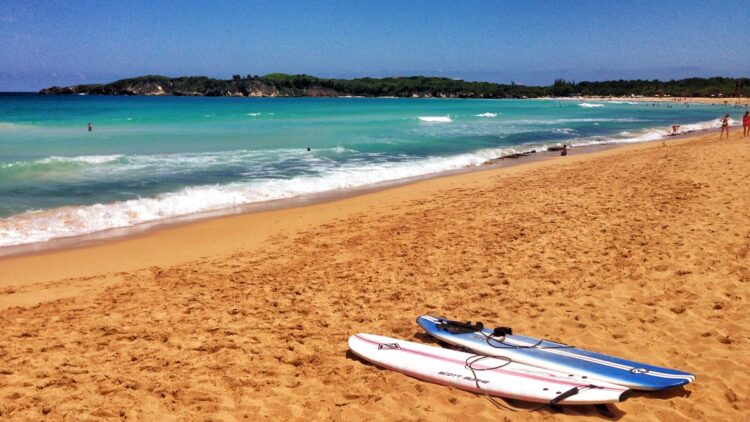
<box><xmin>0</xmin><ymin>131</ymin><xmax>748</xmax><ymax>420</ymax></box>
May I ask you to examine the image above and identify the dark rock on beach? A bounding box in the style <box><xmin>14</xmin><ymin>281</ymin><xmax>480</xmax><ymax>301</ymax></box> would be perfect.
<box><xmin>483</xmin><ymin>150</ymin><xmax>537</xmax><ymax>165</ymax></box>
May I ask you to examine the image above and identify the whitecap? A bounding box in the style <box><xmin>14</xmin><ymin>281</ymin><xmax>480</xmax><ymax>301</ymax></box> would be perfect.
<box><xmin>38</xmin><ymin>155</ymin><xmax>124</xmax><ymax>165</ymax></box>
<box><xmin>418</xmin><ymin>116</ymin><xmax>452</xmax><ymax>123</ymax></box>
<box><xmin>0</xmin><ymin>122</ymin><xmax>33</xmax><ymax>130</ymax></box>
<box><xmin>1</xmin><ymin>154</ymin><xmax>124</xmax><ymax>169</ymax></box>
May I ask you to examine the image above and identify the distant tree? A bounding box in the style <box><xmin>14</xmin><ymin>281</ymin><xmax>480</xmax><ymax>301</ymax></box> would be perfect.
<box><xmin>232</xmin><ymin>74</ymin><xmax>241</xmax><ymax>80</ymax></box>
<box><xmin>552</xmin><ymin>79</ymin><xmax>575</xmax><ymax>96</ymax></box>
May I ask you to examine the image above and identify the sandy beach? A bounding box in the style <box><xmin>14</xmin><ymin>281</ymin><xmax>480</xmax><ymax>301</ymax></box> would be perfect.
<box><xmin>1</xmin><ymin>131</ymin><xmax>748</xmax><ymax>420</ymax></box>
<box><xmin>628</xmin><ymin>96</ymin><xmax>749</xmax><ymax>106</ymax></box>
<box><xmin>561</xmin><ymin>96</ymin><xmax>750</xmax><ymax>106</ymax></box>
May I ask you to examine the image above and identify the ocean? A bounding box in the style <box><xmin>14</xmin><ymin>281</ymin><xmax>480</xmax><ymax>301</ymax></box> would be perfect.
<box><xmin>0</xmin><ymin>94</ymin><xmax>728</xmax><ymax>249</ymax></box>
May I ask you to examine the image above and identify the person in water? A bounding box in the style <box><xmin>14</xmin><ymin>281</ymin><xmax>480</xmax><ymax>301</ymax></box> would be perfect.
<box><xmin>87</xmin><ymin>122</ymin><xmax>93</xmax><ymax>132</ymax></box>
<box><xmin>719</xmin><ymin>114</ymin><xmax>730</xmax><ymax>140</ymax></box>
<box><xmin>743</xmin><ymin>111</ymin><xmax>749</xmax><ymax>138</ymax></box>
<box><xmin>671</xmin><ymin>124</ymin><xmax>680</xmax><ymax>135</ymax></box>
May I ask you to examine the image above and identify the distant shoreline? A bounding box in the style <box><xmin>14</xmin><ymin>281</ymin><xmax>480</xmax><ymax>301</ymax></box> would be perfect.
<box><xmin>548</xmin><ymin>95</ymin><xmax>750</xmax><ymax>106</ymax></box>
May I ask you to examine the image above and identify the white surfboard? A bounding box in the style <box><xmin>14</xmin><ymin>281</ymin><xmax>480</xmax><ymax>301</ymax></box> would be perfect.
<box><xmin>349</xmin><ymin>333</ymin><xmax>630</xmax><ymax>405</ymax></box>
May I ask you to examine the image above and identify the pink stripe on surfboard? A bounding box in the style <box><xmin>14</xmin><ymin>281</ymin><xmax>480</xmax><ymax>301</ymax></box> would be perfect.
<box><xmin>352</xmin><ymin>334</ymin><xmax>624</xmax><ymax>391</ymax></box>
<box><xmin>348</xmin><ymin>348</ymin><xmax>535</xmax><ymax>402</ymax></box>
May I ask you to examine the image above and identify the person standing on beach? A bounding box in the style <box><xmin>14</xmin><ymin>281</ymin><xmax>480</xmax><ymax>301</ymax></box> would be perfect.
<box><xmin>743</xmin><ymin>111</ymin><xmax>749</xmax><ymax>138</ymax></box>
<box><xmin>719</xmin><ymin>114</ymin><xmax>730</xmax><ymax>140</ymax></box>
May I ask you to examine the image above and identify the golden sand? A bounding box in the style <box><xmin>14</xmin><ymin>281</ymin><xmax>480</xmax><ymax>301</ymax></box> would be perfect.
<box><xmin>0</xmin><ymin>132</ymin><xmax>748</xmax><ymax>420</ymax></box>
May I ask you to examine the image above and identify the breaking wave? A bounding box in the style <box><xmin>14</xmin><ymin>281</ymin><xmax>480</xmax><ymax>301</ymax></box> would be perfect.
<box><xmin>418</xmin><ymin>115</ymin><xmax>452</xmax><ymax>122</ymax></box>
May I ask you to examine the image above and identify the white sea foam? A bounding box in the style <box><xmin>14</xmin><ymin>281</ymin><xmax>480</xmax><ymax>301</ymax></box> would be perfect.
<box><xmin>38</xmin><ymin>155</ymin><xmax>124</xmax><ymax>165</ymax></box>
<box><xmin>418</xmin><ymin>115</ymin><xmax>452</xmax><ymax>123</ymax></box>
<box><xmin>578</xmin><ymin>103</ymin><xmax>605</xmax><ymax>108</ymax></box>
<box><xmin>679</xmin><ymin>118</ymin><xmax>735</xmax><ymax>132</ymax></box>
<box><xmin>513</xmin><ymin>118</ymin><xmax>644</xmax><ymax>125</ymax></box>
<box><xmin>246</xmin><ymin>112</ymin><xmax>262</xmax><ymax>116</ymax></box>
<box><xmin>567</xmin><ymin>118</ymin><xmax>727</xmax><ymax>148</ymax></box>
<box><xmin>0</xmin><ymin>122</ymin><xmax>34</xmax><ymax>130</ymax></box>
<box><xmin>1</xmin><ymin>154</ymin><xmax>124</xmax><ymax>169</ymax></box>
<box><xmin>0</xmin><ymin>147</ymin><xmax>503</xmax><ymax>247</ymax></box>
<box><xmin>474</xmin><ymin>112</ymin><xmax>497</xmax><ymax>118</ymax></box>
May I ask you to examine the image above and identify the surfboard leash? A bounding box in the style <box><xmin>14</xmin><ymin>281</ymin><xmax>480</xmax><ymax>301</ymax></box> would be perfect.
<box><xmin>463</xmin><ymin>354</ymin><xmax>524</xmax><ymax>412</ymax></box>
<box><xmin>463</xmin><ymin>354</ymin><xmax>554</xmax><ymax>412</ymax></box>
<box><xmin>463</xmin><ymin>354</ymin><xmax>601</xmax><ymax>413</ymax></box>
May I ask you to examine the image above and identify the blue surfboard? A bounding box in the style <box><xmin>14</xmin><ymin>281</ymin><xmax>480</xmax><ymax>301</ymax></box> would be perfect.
<box><xmin>417</xmin><ymin>315</ymin><xmax>694</xmax><ymax>390</ymax></box>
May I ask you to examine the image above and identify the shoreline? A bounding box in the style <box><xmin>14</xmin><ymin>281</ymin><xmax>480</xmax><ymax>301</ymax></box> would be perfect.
<box><xmin>0</xmin><ymin>125</ymin><xmax>711</xmax><ymax>260</ymax></box>
<box><xmin>0</xmin><ymin>128</ymin><xmax>713</xmax><ymax>301</ymax></box>
<box><xmin>0</xmin><ymin>149</ymin><xmax>555</xmax><ymax>259</ymax></box>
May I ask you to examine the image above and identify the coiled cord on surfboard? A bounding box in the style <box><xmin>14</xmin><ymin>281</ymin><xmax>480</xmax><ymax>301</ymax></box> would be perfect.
<box><xmin>464</xmin><ymin>354</ymin><xmax>528</xmax><ymax>412</ymax></box>
<box><xmin>463</xmin><ymin>354</ymin><xmax>599</xmax><ymax>412</ymax></box>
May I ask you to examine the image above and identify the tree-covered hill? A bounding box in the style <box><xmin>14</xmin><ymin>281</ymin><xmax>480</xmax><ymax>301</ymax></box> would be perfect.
<box><xmin>551</xmin><ymin>77</ymin><xmax>749</xmax><ymax>97</ymax></box>
<box><xmin>39</xmin><ymin>74</ymin><xmax>750</xmax><ymax>98</ymax></box>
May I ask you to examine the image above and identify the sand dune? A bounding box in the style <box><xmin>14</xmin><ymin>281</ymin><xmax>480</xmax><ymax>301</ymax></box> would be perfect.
<box><xmin>0</xmin><ymin>133</ymin><xmax>748</xmax><ymax>420</ymax></box>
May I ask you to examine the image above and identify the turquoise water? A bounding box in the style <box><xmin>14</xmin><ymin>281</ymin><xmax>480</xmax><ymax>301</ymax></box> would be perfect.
<box><xmin>0</xmin><ymin>94</ymin><xmax>728</xmax><ymax>247</ymax></box>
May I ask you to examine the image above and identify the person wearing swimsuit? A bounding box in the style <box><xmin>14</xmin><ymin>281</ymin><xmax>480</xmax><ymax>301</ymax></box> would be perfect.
<box><xmin>719</xmin><ymin>113</ymin><xmax>730</xmax><ymax>140</ymax></box>
<box><xmin>743</xmin><ymin>111</ymin><xmax>749</xmax><ymax>138</ymax></box>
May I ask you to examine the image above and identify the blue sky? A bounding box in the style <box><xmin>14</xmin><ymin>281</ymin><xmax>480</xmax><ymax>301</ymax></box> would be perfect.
<box><xmin>1</xmin><ymin>0</ymin><xmax>748</xmax><ymax>91</ymax></box>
